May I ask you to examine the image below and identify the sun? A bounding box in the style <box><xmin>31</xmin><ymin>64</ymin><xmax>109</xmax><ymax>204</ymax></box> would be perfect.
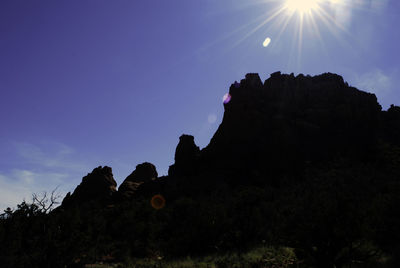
<box><xmin>220</xmin><ymin>0</ymin><xmax>351</xmax><ymax>67</ymax></box>
<box><xmin>284</xmin><ymin>0</ymin><xmax>321</xmax><ymax>14</ymax></box>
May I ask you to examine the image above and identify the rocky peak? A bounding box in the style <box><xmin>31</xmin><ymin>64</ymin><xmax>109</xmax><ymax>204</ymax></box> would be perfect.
<box><xmin>242</xmin><ymin>73</ymin><xmax>263</xmax><ymax>88</ymax></box>
<box><xmin>382</xmin><ymin>104</ymin><xmax>400</xmax><ymax>145</ymax></box>
<box><xmin>61</xmin><ymin>71</ymin><xmax>387</xmax><ymax>206</ymax></box>
<box><xmin>174</xmin><ymin>135</ymin><xmax>200</xmax><ymax>164</ymax></box>
<box><xmin>61</xmin><ymin>166</ymin><xmax>117</xmax><ymax>207</ymax></box>
<box><xmin>118</xmin><ymin>162</ymin><xmax>158</xmax><ymax>198</ymax></box>
<box><xmin>168</xmin><ymin>134</ymin><xmax>200</xmax><ymax>176</ymax></box>
<box><xmin>205</xmin><ymin>72</ymin><xmax>382</xmax><ymax>174</ymax></box>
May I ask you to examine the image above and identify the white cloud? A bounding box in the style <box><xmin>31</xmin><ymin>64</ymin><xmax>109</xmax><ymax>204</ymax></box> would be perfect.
<box><xmin>352</xmin><ymin>69</ymin><xmax>399</xmax><ymax>109</ymax></box>
<box><xmin>0</xmin><ymin>142</ymin><xmax>92</xmax><ymax>212</ymax></box>
<box><xmin>0</xmin><ymin>174</ymin><xmax>31</xmax><ymax>210</ymax></box>
<box><xmin>0</xmin><ymin>170</ymin><xmax>71</xmax><ymax>211</ymax></box>
<box><xmin>354</xmin><ymin>69</ymin><xmax>391</xmax><ymax>94</ymax></box>
<box><xmin>14</xmin><ymin>170</ymin><xmax>36</xmax><ymax>185</ymax></box>
<box><xmin>14</xmin><ymin>141</ymin><xmax>88</xmax><ymax>171</ymax></box>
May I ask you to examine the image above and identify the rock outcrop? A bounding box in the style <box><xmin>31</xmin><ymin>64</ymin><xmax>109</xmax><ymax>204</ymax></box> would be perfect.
<box><xmin>61</xmin><ymin>72</ymin><xmax>389</xmax><ymax>205</ymax></box>
<box><xmin>382</xmin><ymin>104</ymin><xmax>400</xmax><ymax>145</ymax></box>
<box><xmin>8</xmin><ymin>71</ymin><xmax>400</xmax><ymax>268</ymax></box>
<box><xmin>61</xmin><ymin>166</ymin><xmax>117</xmax><ymax>207</ymax></box>
<box><xmin>168</xmin><ymin>135</ymin><xmax>200</xmax><ymax>176</ymax></box>
<box><xmin>118</xmin><ymin>162</ymin><xmax>158</xmax><ymax>198</ymax></box>
<box><xmin>202</xmin><ymin>72</ymin><xmax>381</xmax><ymax>177</ymax></box>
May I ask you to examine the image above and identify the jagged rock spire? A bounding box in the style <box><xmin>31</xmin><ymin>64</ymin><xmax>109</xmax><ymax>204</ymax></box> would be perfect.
<box><xmin>61</xmin><ymin>166</ymin><xmax>117</xmax><ymax>207</ymax></box>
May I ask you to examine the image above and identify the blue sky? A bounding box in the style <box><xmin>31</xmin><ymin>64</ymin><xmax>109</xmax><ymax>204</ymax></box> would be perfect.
<box><xmin>1</xmin><ymin>0</ymin><xmax>399</xmax><ymax>210</ymax></box>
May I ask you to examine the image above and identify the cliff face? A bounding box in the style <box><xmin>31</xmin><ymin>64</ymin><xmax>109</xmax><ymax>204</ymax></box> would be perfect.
<box><xmin>62</xmin><ymin>72</ymin><xmax>393</xmax><ymax>206</ymax></box>
<box><xmin>202</xmin><ymin>72</ymin><xmax>381</xmax><ymax>175</ymax></box>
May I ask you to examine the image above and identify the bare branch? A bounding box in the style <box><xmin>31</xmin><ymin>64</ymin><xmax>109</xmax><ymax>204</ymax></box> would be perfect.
<box><xmin>31</xmin><ymin>186</ymin><xmax>62</xmax><ymax>213</ymax></box>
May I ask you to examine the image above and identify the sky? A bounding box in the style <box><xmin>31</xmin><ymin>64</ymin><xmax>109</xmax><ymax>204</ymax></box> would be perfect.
<box><xmin>1</xmin><ymin>0</ymin><xmax>399</xmax><ymax>210</ymax></box>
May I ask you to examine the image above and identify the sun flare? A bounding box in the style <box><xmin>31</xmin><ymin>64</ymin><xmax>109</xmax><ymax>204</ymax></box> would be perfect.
<box><xmin>222</xmin><ymin>0</ymin><xmax>352</xmax><ymax>66</ymax></box>
<box><xmin>284</xmin><ymin>0</ymin><xmax>321</xmax><ymax>14</ymax></box>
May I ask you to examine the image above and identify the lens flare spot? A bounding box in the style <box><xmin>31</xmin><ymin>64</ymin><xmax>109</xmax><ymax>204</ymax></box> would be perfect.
<box><xmin>263</xmin><ymin>37</ymin><xmax>271</xmax><ymax>47</ymax></box>
<box><xmin>151</xmin><ymin>194</ymin><xmax>166</xmax><ymax>210</ymax></box>
<box><xmin>223</xmin><ymin>93</ymin><xmax>232</xmax><ymax>104</ymax></box>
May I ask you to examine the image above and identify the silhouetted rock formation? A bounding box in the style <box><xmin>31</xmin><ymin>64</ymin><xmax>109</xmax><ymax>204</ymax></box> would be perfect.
<box><xmin>168</xmin><ymin>134</ymin><xmax>200</xmax><ymax>176</ymax></box>
<box><xmin>202</xmin><ymin>72</ymin><xmax>381</xmax><ymax>180</ymax></box>
<box><xmin>118</xmin><ymin>162</ymin><xmax>158</xmax><ymax>198</ymax></box>
<box><xmin>62</xmin><ymin>72</ymin><xmax>389</xmax><ymax>204</ymax></box>
<box><xmin>8</xmin><ymin>71</ymin><xmax>400</xmax><ymax>268</ymax></box>
<box><xmin>61</xmin><ymin>166</ymin><xmax>116</xmax><ymax>207</ymax></box>
<box><xmin>382</xmin><ymin>104</ymin><xmax>400</xmax><ymax>145</ymax></box>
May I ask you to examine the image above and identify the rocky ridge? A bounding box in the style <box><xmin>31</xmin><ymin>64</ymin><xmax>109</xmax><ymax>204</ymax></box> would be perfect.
<box><xmin>61</xmin><ymin>72</ymin><xmax>398</xmax><ymax>207</ymax></box>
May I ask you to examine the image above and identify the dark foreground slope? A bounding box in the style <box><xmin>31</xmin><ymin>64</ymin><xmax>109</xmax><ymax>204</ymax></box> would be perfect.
<box><xmin>1</xmin><ymin>72</ymin><xmax>400</xmax><ymax>268</ymax></box>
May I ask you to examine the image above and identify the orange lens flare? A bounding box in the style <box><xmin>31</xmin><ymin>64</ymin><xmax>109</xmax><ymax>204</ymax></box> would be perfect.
<box><xmin>151</xmin><ymin>194</ymin><xmax>166</xmax><ymax>210</ymax></box>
